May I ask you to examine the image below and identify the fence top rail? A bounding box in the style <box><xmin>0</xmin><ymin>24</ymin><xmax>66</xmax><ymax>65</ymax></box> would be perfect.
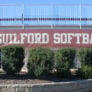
<box><xmin>0</xmin><ymin>4</ymin><xmax>92</xmax><ymax>6</ymax></box>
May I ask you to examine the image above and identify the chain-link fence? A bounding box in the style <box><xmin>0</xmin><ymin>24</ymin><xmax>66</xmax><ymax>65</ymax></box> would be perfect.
<box><xmin>0</xmin><ymin>4</ymin><xmax>92</xmax><ymax>27</ymax></box>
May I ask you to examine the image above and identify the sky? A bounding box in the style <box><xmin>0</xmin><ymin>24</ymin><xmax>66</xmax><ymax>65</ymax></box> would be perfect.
<box><xmin>0</xmin><ymin>0</ymin><xmax>91</xmax><ymax>4</ymax></box>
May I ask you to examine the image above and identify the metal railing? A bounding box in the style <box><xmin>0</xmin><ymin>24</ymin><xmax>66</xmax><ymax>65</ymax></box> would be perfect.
<box><xmin>0</xmin><ymin>4</ymin><xmax>92</xmax><ymax>27</ymax></box>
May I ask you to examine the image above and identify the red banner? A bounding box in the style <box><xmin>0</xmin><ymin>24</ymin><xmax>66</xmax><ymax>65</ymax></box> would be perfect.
<box><xmin>0</xmin><ymin>29</ymin><xmax>92</xmax><ymax>48</ymax></box>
